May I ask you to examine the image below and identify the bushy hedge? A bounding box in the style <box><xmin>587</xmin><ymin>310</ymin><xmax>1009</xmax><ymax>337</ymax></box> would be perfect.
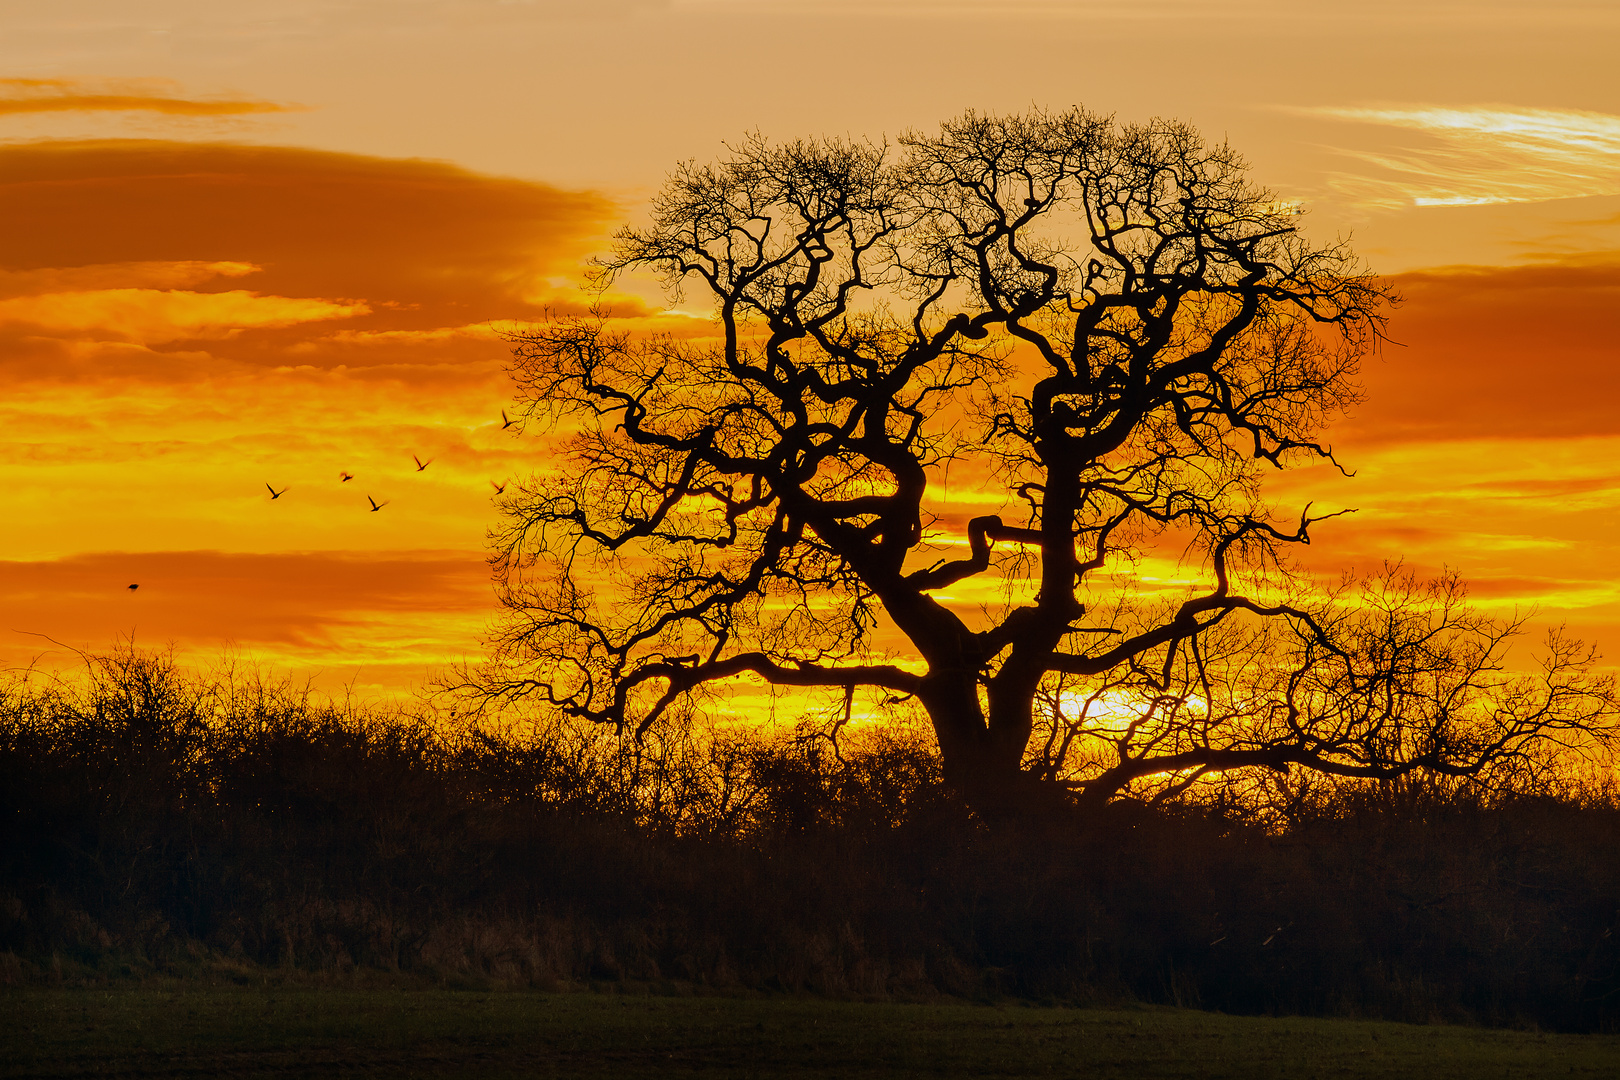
<box><xmin>3</xmin><ymin>650</ymin><xmax>1619</xmax><ymax>1030</ymax></box>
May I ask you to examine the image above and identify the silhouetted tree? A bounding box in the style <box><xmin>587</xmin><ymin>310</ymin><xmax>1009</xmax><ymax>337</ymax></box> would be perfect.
<box><xmin>485</xmin><ymin>107</ymin><xmax>1614</xmax><ymax>815</ymax></box>
<box><xmin>1027</xmin><ymin>569</ymin><xmax>1614</xmax><ymax>811</ymax></box>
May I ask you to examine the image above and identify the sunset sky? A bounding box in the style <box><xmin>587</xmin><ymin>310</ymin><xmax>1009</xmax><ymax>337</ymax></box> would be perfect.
<box><xmin>2</xmin><ymin>0</ymin><xmax>1619</xmax><ymax>696</ymax></box>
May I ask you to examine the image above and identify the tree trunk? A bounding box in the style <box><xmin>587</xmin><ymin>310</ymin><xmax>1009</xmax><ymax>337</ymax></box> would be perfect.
<box><xmin>918</xmin><ymin>675</ymin><xmax>1063</xmax><ymax>823</ymax></box>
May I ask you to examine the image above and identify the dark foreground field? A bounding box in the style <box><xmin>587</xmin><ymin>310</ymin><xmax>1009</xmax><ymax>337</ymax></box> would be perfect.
<box><xmin>6</xmin><ymin>987</ymin><xmax>1620</xmax><ymax>1079</ymax></box>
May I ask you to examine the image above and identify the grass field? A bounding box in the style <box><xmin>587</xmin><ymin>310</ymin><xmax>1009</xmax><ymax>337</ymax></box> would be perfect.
<box><xmin>4</xmin><ymin>986</ymin><xmax>1619</xmax><ymax>1078</ymax></box>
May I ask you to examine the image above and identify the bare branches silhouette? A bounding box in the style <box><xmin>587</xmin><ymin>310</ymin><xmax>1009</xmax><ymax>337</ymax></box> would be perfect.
<box><xmin>480</xmin><ymin>108</ymin><xmax>1616</xmax><ymax>816</ymax></box>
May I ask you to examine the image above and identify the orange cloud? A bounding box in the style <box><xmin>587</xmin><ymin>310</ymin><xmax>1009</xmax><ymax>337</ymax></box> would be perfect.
<box><xmin>1341</xmin><ymin>258</ymin><xmax>1620</xmax><ymax>443</ymax></box>
<box><xmin>0</xmin><ymin>288</ymin><xmax>368</xmax><ymax>344</ymax></box>
<box><xmin>0</xmin><ymin>261</ymin><xmax>260</xmax><ymax>298</ymax></box>
<box><xmin>0</xmin><ymin>139</ymin><xmax>741</xmax><ymax>398</ymax></box>
<box><xmin>0</xmin><ymin>550</ymin><xmax>492</xmax><ymax>692</ymax></box>
<box><xmin>0</xmin><ymin>139</ymin><xmax>628</xmax><ymax>377</ymax></box>
<box><xmin>0</xmin><ymin>78</ymin><xmax>299</xmax><ymax>117</ymax></box>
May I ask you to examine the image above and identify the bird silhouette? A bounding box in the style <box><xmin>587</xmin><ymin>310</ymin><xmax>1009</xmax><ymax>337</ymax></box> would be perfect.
<box><xmin>339</xmin><ymin>471</ymin><xmax>354</xmax><ymax>482</ymax></box>
<box><xmin>367</xmin><ymin>495</ymin><xmax>389</xmax><ymax>512</ymax></box>
<box><xmin>267</xmin><ymin>484</ymin><xmax>287</xmax><ymax>499</ymax></box>
<box><xmin>412</xmin><ymin>454</ymin><xmax>433</xmax><ymax>472</ymax></box>
<box><xmin>127</xmin><ymin>584</ymin><xmax>139</xmax><ymax>591</ymax></box>
<box><xmin>490</xmin><ymin>480</ymin><xmax>507</xmax><ymax>494</ymax></box>
<box><xmin>501</xmin><ymin>409</ymin><xmax>515</xmax><ymax>430</ymax></box>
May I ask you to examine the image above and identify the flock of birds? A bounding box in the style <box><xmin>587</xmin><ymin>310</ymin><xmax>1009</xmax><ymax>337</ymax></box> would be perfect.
<box><xmin>264</xmin><ymin>453</ymin><xmax>426</xmax><ymax>511</ymax></box>
<box><xmin>126</xmin><ymin>410</ymin><xmax>520</xmax><ymax>592</ymax></box>
<box><xmin>263</xmin><ymin>409</ymin><xmax>518</xmax><ymax>510</ymax></box>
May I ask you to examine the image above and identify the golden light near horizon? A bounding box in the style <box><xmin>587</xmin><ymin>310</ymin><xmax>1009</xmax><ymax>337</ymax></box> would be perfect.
<box><xmin>1</xmin><ymin>0</ymin><xmax>1618</xmax><ymax>710</ymax></box>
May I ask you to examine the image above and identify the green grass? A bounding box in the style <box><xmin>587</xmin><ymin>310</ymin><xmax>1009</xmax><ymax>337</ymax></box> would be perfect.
<box><xmin>4</xmin><ymin>986</ymin><xmax>1618</xmax><ymax>1078</ymax></box>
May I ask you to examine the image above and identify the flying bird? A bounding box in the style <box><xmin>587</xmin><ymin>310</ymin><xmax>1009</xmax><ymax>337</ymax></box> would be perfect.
<box><xmin>339</xmin><ymin>471</ymin><xmax>354</xmax><ymax>482</ymax></box>
<box><xmin>490</xmin><ymin>480</ymin><xmax>507</xmax><ymax>494</ymax></box>
<box><xmin>412</xmin><ymin>454</ymin><xmax>433</xmax><ymax>472</ymax></box>
<box><xmin>501</xmin><ymin>409</ymin><xmax>515</xmax><ymax>430</ymax></box>
<box><xmin>127</xmin><ymin>584</ymin><xmax>139</xmax><ymax>591</ymax></box>
<box><xmin>266</xmin><ymin>484</ymin><xmax>287</xmax><ymax>500</ymax></box>
<box><xmin>367</xmin><ymin>495</ymin><xmax>389</xmax><ymax>512</ymax></box>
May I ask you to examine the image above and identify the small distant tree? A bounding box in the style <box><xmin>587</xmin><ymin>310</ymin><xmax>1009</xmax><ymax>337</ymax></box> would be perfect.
<box><xmin>484</xmin><ymin>107</ymin><xmax>1614</xmax><ymax>816</ymax></box>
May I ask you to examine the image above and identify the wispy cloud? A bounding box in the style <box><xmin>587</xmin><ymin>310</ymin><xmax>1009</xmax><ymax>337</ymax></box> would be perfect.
<box><xmin>0</xmin><ymin>289</ymin><xmax>369</xmax><ymax>344</ymax></box>
<box><xmin>0</xmin><ymin>77</ymin><xmax>300</xmax><ymax>117</ymax></box>
<box><xmin>1297</xmin><ymin>105</ymin><xmax>1620</xmax><ymax>208</ymax></box>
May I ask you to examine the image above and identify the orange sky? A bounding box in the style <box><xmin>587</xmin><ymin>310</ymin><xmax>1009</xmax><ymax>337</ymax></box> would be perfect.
<box><xmin>2</xmin><ymin>1</ymin><xmax>1619</xmax><ymax>695</ymax></box>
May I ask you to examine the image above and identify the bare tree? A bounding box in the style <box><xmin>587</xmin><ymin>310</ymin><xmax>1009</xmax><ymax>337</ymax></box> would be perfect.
<box><xmin>483</xmin><ymin>108</ymin><xmax>1614</xmax><ymax>815</ymax></box>
<box><xmin>1029</xmin><ymin>569</ymin><xmax>1615</xmax><ymax>810</ymax></box>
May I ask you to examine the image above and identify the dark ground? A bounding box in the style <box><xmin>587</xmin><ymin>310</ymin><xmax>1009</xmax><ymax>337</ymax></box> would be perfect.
<box><xmin>7</xmin><ymin>986</ymin><xmax>1620</xmax><ymax>1079</ymax></box>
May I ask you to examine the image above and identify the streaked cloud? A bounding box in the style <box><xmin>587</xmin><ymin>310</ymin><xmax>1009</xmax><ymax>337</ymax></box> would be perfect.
<box><xmin>0</xmin><ymin>139</ymin><xmax>619</xmax><ymax>313</ymax></box>
<box><xmin>1334</xmin><ymin>259</ymin><xmax>1620</xmax><ymax>442</ymax></box>
<box><xmin>0</xmin><ymin>139</ymin><xmax>629</xmax><ymax>375</ymax></box>
<box><xmin>0</xmin><ymin>288</ymin><xmax>368</xmax><ymax>344</ymax></box>
<box><xmin>1300</xmin><ymin>105</ymin><xmax>1620</xmax><ymax>208</ymax></box>
<box><xmin>0</xmin><ymin>77</ymin><xmax>300</xmax><ymax>117</ymax></box>
<box><xmin>0</xmin><ymin>261</ymin><xmax>260</xmax><ymax>298</ymax></box>
<box><xmin>1257</xmin><ymin>253</ymin><xmax>1620</xmax><ymax>653</ymax></box>
<box><xmin>311</xmin><ymin>324</ymin><xmax>505</xmax><ymax>349</ymax></box>
<box><xmin>0</xmin><ymin>549</ymin><xmax>491</xmax><ymax>693</ymax></box>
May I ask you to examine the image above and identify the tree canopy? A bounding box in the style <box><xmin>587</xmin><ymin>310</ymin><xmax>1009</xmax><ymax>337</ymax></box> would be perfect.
<box><xmin>484</xmin><ymin>107</ymin><xmax>1614</xmax><ymax>814</ymax></box>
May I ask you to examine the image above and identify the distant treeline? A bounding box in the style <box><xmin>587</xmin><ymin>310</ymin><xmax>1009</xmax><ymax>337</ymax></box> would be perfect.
<box><xmin>3</xmin><ymin>649</ymin><xmax>1619</xmax><ymax>1032</ymax></box>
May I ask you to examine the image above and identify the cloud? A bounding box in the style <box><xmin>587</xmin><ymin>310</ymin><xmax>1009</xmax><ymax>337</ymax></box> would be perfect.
<box><xmin>0</xmin><ymin>260</ymin><xmax>259</xmax><ymax>298</ymax></box>
<box><xmin>0</xmin><ymin>549</ymin><xmax>492</xmax><ymax>690</ymax></box>
<box><xmin>1460</xmin><ymin>575</ymin><xmax>1619</xmax><ymax>603</ymax></box>
<box><xmin>0</xmin><ymin>288</ymin><xmax>367</xmax><ymax>344</ymax></box>
<box><xmin>1338</xmin><ymin>258</ymin><xmax>1620</xmax><ymax>443</ymax></box>
<box><xmin>0</xmin><ymin>139</ymin><xmax>629</xmax><ymax>376</ymax></box>
<box><xmin>1460</xmin><ymin>476</ymin><xmax>1620</xmax><ymax>503</ymax></box>
<box><xmin>0</xmin><ymin>139</ymin><xmax>619</xmax><ymax>320</ymax></box>
<box><xmin>1241</xmin><ymin>253</ymin><xmax>1620</xmax><ymax>642</ymax></box>
<box><xmin>0</xmin><ymin>77</ymin><xmax>300</xmax><ymax>117</ymax></box>
<box><xmin>309</xmin><ymin>323</ymin><xmax>505</xmax><ymax>348</ymax></box>
<box><xmin>1297</xmin><ymin>105</ymin><xmax>1620</xmax><ymax>209</ymax></box>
